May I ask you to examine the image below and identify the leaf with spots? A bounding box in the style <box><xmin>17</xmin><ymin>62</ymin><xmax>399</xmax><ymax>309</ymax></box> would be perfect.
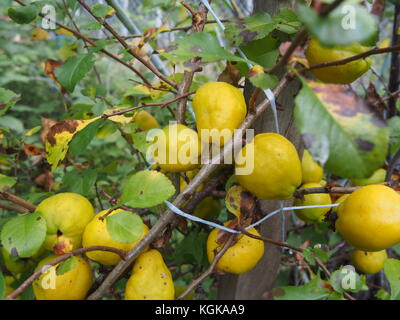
<box><xmin>225</xmin><ymin>185</ymin><xmax>256</xmax><ymax>219</ymax></box>
<box><xmin>383</xmin><ymin>258</ymin><xmax>400</xmax><ymax>300</ymax></box>
<box><xmin>160</xmin><ymin>32</ymin><xmax>251</xmax><ymax>64</ymax></box>
<box><xmin>56</xmin><ymin>256</ymin><xmax>76</xmax><ymax>276</ymax></box>
<box><xmin>119</xmin><ymin>170</ymin><xmax>175</xmax><ymax>208</ymax></box>
<box><xmin>0</xmin><ymin>212</ymin><xmax>46</xmax><ymax>258</ymax></box>
<box><xmin>294</xmin><ymin>78</ymin><xmax>389</xmax><ymax>179</ymax></box>
<box><xmin>329</xmin><ymin>266</ymin><xmax>367</xmax><ymax>293</ymax></box>
<box><xmin>107</xmin><ymin>211</ymin><xmax>144</xmax><ymax>243</ymax></box>
<box><xmin>224</xmin><ymin>13</ymin><xmax>277</xmax><ymax>47</ymax></box>
<box><xmin>45</xmin><ymin>118</ymin><xmax>99</xmax><ymax>171</ymax></box>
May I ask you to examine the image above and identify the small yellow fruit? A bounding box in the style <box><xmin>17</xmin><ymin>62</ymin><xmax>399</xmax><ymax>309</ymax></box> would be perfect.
<box><xmin>352</xmin><ymin>250</ymin><xmax>387</xmax><ymax>274</ymax></box>
<box><xmin>350</xmin><ymin>168</ymin><xmax>386</xmax><ymax>186</ymax></box>
<box><xmin>33</xmin><ymin>255</ymin><xmax>93</xmax><ymax>300</ymax></box>
<box><xmin>294</xmin><ymin>182</ymin><xmax>332</xmax><ymax>223</ymax></box>
<box><xmin>36</xmin><ymin>193</ymin><xmax>94</xmax><ymax>254</ymax></box>
<box><xmin>153</xmin><ymin>124</ymin><xmax>202</xmax><ymax>172</ymax></box>
<box><xmin>132</xmin><ymin>110</ymin><xmax>159</xmax><ymax>131</ymax></box>
<box><xmin>301</xmin><ymin>150</ymin><xmax>323</xmax><ymax>183</ymax></box>
<box><xmin>336</xmin><ymin>185</ymin><xmax>400</xmax><ymax>251</ymax></box>
<box><xmin>82</xmin><ymin>209</ymin><xmax>149</xmax><ymax>265</ymax></box>
<box><xmin>125</xmin><ymin>250</ymin><xmax>174</xmax><ymax>300</ymax></box>
<box><xmin>207</xmin><ymin>223</ymin><xmax>264</xmax><ymax>274</ymax></box>
<box><xmin>235</xmin><ymin>133</ymin><xmax>302</xmax><ymax>200</ymax></box>
<box><xmin>193</xmin><ymin>82</ymin><xmax>247</xmax><ymax>146</ymax></box>
<box><xmin>305</xmin><ymin>38</ymin><xmax>371</xmax><ymax>84</ymax></box>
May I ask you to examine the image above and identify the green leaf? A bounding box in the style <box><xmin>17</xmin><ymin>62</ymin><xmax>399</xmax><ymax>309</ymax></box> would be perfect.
<box><xmin>376</xmin><ymin>289</ymin><xmax>390</xmax><ymax>300</ymax></box>
<box><xmin>0</xmin><ymin>271</ymin><xmax>5</xmax><ymax>300</ymax></box>
<box><xmin>131</xmin><ymin>130</ymin><xmax>153</xmax><ymax>155</ymax></box>
<box><xmin>62</xmin><ymin>169</ymin><xmax>97</xmax><ymax>195</ymax></box>
<box><xmin>389</xmin><ymin>116</ymin><xmax>400</xmax><ymax>155</ymax></box>
<box><xmin>273</xmin><ymin>8</ymin><xmax>301</xmax><ymax>34</ymax></box>
<box><xmin>0</xmin><ymin>88</ymin><xmax>20</xmax><ymax>116</ymax></box>
<box><xmin>384</xmin><ymin>258</ymin><xmax>400</xmax><ymax>300</ymax></box>
<box><xmin>0</xmin><ymin>174</ymin><xmax>17</xmax><ymax>191</ymax></box>
<box><xmin>70</xmin><ymin>118</ymin><xmax>106</xmax><ymax>156</ymax></box>
<box><xmin>56</xmin><ymin>256</ymin><xmax>76</xmax><ymax>276</ymax></box>
<box><xmin>161</xmin><ymin>32</ymin><xmax>252</xmax><ymax>64</ymax></box>
<box><xmin>224</xmin><ymin>13</ymin><xmax>276</xmax><ymax>47</ymax></box>
<box><xmin>106</xmin><ymin>211</ymin><xmax>144</xmax><ymax>243</ymax></box>
<box><xmin>91</xmin><ymin>4</ymin><xmax>113</xmax><ymax>18</ymax></box>
<box><xmin>0</xmin><ymin>212</ymin><xmax>46</xmax><ymax>258</ymax></box>
<box><xmin>294</xmin><ymin>78</ymin><xmax>389</xmax><ymax>179</ymax></box>
<box><xmin>8</xmin><ymin>5</ymin><xmax>39</xmax><ymax>24</ymax></box>
<box><xmin>173</xmin><ymin>230</ymin><xmax>209</xmax><ymax>267</ymax></box>
<box><xmin>248</xmin><ymin>72</ymin><xmax>278</xmax><ymax>90</ymax></box>
<box><xmin>297</xmin><ymin>4</ymin><xmax>378</xmax><ymax>47</ymax></box>
<box><xmin>84</xmin><ymin>21</ymin><xmax>102</xmax><ymax>30</ymax></box>
<box><xmin>54</xmin><ymin>54</ymin><xmax>95</xmax><ymax>93</ymax></box>
<box><xmin>274</xmin><ymin>275</ymin><xmax>330</xmax><ymax>300</ymax></box>
<box><xmin>119</xmin><ymin>170</ymin><xmax>175</xmax><ymax>208</ymax></box>
<box><xmin>329</xmin><ymin>266</ymin><xmax>367</xmax><ymax>293</ymax></box>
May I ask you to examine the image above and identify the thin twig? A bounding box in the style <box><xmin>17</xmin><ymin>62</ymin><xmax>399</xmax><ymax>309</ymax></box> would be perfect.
<box><xmin>0</xmin><ymin>192</ymin><xmax>36</xmax><ymax>212</ymax></box>
<box><xmin>388</xmin><ymin>2</ymin><xmax>400</xmax><ymax>117</ymax></box>
<box><xmin>0</xmin><ymin>200</ymin><xmax>29</xmax><ymax>213</ymax></box>
<box><xmin>6</xmin><ymin>246</ymin><xmax>128</xmax><ymax>300</ymax></box>
<box><xmin>177</xmin><ymin>234</ymin><xmax>236</xmax><ymax>300</ymax></box>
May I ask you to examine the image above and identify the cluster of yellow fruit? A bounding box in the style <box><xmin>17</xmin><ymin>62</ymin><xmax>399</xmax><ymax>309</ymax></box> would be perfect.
<box><xmin>12</xmin><ymin>193</ymin><xmax>175</xmax><ymax>300</ymax></box>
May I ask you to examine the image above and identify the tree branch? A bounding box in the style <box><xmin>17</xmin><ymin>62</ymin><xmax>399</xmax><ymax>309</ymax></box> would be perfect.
<box><xmin>0</xmin><ymin>192</ymin><xmax>36</xmax><ymax>212</ymax></box>
<box><xmin>388</xmin><ymin>2</ymin><xmax>400</xmax><ymax>117</ymax></box>
<box><xmin>87</xmin><ymin>71</ymin><xmax>293</xmax><ymax>300</ymax></box>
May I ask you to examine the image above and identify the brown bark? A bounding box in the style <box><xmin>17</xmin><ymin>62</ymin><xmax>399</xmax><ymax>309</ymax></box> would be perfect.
<box><xmin>217</xmin><ymin>0</ymin><xmax>301</xmax><ymax>300</ymax></box>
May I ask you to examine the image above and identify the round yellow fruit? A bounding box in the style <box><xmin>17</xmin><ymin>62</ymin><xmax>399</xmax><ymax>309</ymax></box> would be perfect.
<box><xmin>301</xmin><ymin>150</ymin><xmax>323</xmax><ymax>183</ymax></box>
<box><xmin>192</xmin><ymin>82</ymin><xmax>247</xmax><ymax>146</ymax></box>
<box><xmin>352</xmin><ymin>250</ymin><xmax>387</xmax><ymax>274</ymax></box>
<box><xmin>125</xmin><ymin>249</ymin><xmax>174</xmax><ymax>300</ymax></box>
<box><xmin>336</xmin><ymin>185</ymin><xmax>400</xmax><ymax>251</ymax></box>
<box><xmin>235</xmin><ymin>133</ymin><xmax>302</xmax><ymax>200</ymax></box>
<box><xmin>305</xmin><ymin>38</ymin><xmax>371</xmax><ymax>84</ymax></box>
<box><xmin>350</xmin><ymin>168</ymin><xmax>386</xmax><ymax>186</ymax></box>
<box><xmin>82</xmin><ymin>209</ymin><xmax>149</xmax><ymax>265</ymax></box>
<box><xmin>36</xmin><ymin>193</ymin><xmax>94</xmax><ymax>254</ymax></box>
<box><xmin>33</xmin><ymin>255</ymin><xmax>93</xmax><ymax>300</ymax></box>
<box><xmin>207</xmin><ymin>223</ymin><xmax>264</xmax><ymax>274</ymax></box>
<box><xmin>153</xmin><ymin>123</ymin><xmax>202</xmax><ymax>172</ymax></box>
<box><xmin>332</xmin><ymin>194</ymin><xmax>350</xmax><ymax>213</ymax></box>
<box><xmin>133</xmin><ymin>110</ymin><xmax>159</xmax><ymax>131</ymax></box>
<box><xmin>294</xmin><ymin>182</ymin><xmax>332</xmax><ymax>223</ymax></box>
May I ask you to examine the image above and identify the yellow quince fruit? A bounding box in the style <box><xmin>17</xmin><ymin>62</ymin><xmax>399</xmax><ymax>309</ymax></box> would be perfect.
<box><xmin>33</xmin><ymin>255</ymin><xmax>93</xmax><ymax>300</ymax></box>
<box><xmin>301</xmin><ymin>150</ymin><xmax>323</xmax><ymax>183</ymax></box>
<box><xmin>133</xmin><ymin>110</ymin><xmax>159</xmax><ymax>131</ymax></box>
<box><xmin>294</xmin><ymin>182</ymin><xmax>332</xmax><ymax>223</ymax></box>
<box><xmin>350</xmin><ymin>168</ymin><xmax>386</xmax><ymax>186</ymax></box>
<box><xmin>235</xmin><ymin>133</ymin><xmax>302</xmax><ymax>200</ymax></box>
<box><xmin>35</xmin><ymin>193</ymin><xmax>94</xmax><ymax>254</ymax></box>
<box><xmin>336</xmin><ymin>185</ymin><xmax>400</xmax><ymax>251</ymax></box>
<box><xmin>82</xmin><ymin>209</ymin><xmax>149</xmax><ymax>265</ymax></box>
<box><xmin>207</xmin><ymin>222</ymin><xmax>264</xmax><ymax>274</ymax></box>
<box><xmin>305</xmin><ymin>38</ymin><xmax>371</xmax><ymax>84</ymax></box>
<box><xmin>192</xmin><ymin>82</ymin><xmax>247</xmax><ymax>146</ymax></box>
<box><xmin>152</xmin><ymin>123</ymin><xmax>202</xmax><ymax>172</ymax></box>
<box><xmin>1</xmin><ymin>247</ymin><xmax>33</xmax><ymax>275</ymax></box>
<box><xmin>125</xmin><ymin>249</ymin><xmax>174</xmax><ymax>300</ymax></box>
<box><xmin>352</xmin><ymin>249</ymin><xmax>387</xmax><ymax>274</ymax></box>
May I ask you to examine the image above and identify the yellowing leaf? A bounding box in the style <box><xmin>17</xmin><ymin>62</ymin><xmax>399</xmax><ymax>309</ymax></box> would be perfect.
<box><xmin>225</xmin><ymin>185</ymin><xmax>256</xmax><ymax>219</ymax></box>
<box><xmin>103</xmin><ymin>107</ymin><xmax>133</xmax><ymax>125</ymax></box>
<box><xmin>58</xmin><ymin>43</ymin><xmax>78</xmax><ymax>61</ymax></box>
<box><xmin>31</xmin><ymin>28</ymin><xmax>50</xmax><ymax>41</ymax></box>
<box><xmin>378</xmin><ymin>39</ymin><xmax>391</xmax><ymax>49</ymax></box>
<box><xmin>45</xmin><ymin>118</ymin><xmax>100</xmax><ymax>171</ymax></box>
<box><xmin>55</xmin><ymin>28</ymin><xmax>74</xmax><ymax>38</ymax></box>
